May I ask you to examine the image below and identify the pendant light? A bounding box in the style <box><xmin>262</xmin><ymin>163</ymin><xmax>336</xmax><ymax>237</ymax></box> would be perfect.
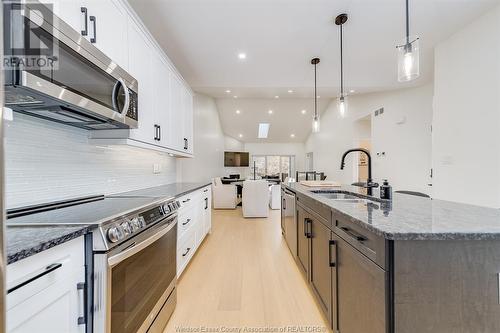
<box><xmin>335</xmin><ymin>14</ymin><xmax>348</xmax><ymax>118</ymax></box>
<box><xmin>397</xmin><ymin>0</ymin><xmax>419</xmax><ymax>82</ymax></box>
<box><xmin>311</xmin><ymin>57</ymin><xmax>320</xmax><ymax>133</ymax></box>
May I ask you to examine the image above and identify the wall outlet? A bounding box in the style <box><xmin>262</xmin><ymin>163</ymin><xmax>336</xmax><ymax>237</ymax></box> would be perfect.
<box><xmin>153</xmin><ymin>163</ymin><xmax>162</xmax><ymax>174</ymax></box>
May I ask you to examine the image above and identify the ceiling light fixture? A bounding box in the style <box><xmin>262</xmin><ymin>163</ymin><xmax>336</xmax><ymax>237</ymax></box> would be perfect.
<box><xmin>274</xmin><ymin>95</ymin><xmax>279</xmax><ymax>99</ymax></box>
<box><xmin>236</xmin><ymin>110</ymin><xmax>241</xmax><ymax>114</ymax></box>
<box><xmin>290</xmin><ymin>134</ymin><xmax>295</xmax><ymax>138</ymax></box>
<box><xmin>268</xmin><ymin>110</ymin><xmax>273</xmax><ymax>114</ymax></box>
<box><xmin>225</xmin><ymin>90</ymin><xmax>231</xmax><ymax>93</ymax></box>
<box><xmin>239</xmin><ymin>134</ymin><xmax>243</xmax><ymax>138</ymax></box>
<box><xmin>288</xmin><ymin>90</ymin><xmax>293</xmax><ymax>93</ymax></box>
<box><xmin>349</xmin><ymin>89</ymin><xmax>355</xmax><ymax>93</ymax></box>
<box><xmin>301</xmin><ymin>109</ymin><xmax>307</xmax><ymax>114</ymax></box>
<box><xmin>238</xmin><ymin>52</ymin><xmax>247</xmax><ymax>60</ymax></box>
<box><xmin>258</xmin><ymin>123</ymin><xmax>270</xmax><ymax>139</ymax></box>
<box><xmin>233</xmin><ymin>95</ymin><xmax>238</xmax><ymax>99</ymax></box>
<box><xmin>335</xmin><ymin>13</ymin><xmax>349</xmax><ymax>118</ymax></box>
<box><xmin>311</xmin><ymin>57</ymin><xmax>320</xmax><ymax>133</ymax></box>
<box><xmin>397</xmin><ymin>0</ymin><xmax>419</xmax><ymax>82</ymax></box>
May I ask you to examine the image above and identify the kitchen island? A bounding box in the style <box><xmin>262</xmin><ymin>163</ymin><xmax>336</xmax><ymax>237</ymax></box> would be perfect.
<box><xmin>282</xmin><ymin>182</ymin><xmax>500</xmax><ymax>333</ymax></box>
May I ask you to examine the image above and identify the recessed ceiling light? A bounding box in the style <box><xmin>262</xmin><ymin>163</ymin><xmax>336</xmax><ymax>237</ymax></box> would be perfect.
<box><xmin>233</xmin><ymin>95</ymin><xmax>238</xmax><ymax>99</ymax></box>
<box><xmin>239</xmin><ymin>134</ymin><xmax>243</xmax><ymax>138</ymax></box>
<box><xmin>268</xmin><ymin>109</ymin><xmax>273</xmax><ymax>114</ymax></box>
<box><xmin>274</xmin><ymin>95</ymin><xmax>279</xmax><ymax>99</ymax></box>
<box><xmin>258</xmin><ymin>123</ymin><xmax>270</xmax><ymax>139</ymax></box>
<box><xmin>238</xmin><ymin>53</ymin><xmax>247</xmax><ymax>60</ymax></box>
<box><xmin>288</xmin><ymin>90</ymin><xmax>294</xmax><ymax>93</ymax></box>
<box><xmin>225</xmin><ymin>89</ymin><xmax>231</xmax><ymax>93</ymax></box>
<box><xmin>168</xmin><ymin>153</ymin><xmax>174</xmax><ymax>157</ymax></box>
<box><xmin>290</xmin><ymin>134</ymin><xmax>295</xmax><ymax>138</ymax></box>
<box><xmin>317</xmin><ymin>95</ymin><xmax>321</xmax><ymax>98</ymax></box>
<box><xmin>235</xmin><ymin>110</ymin><xmax>241</xmax><ymax>114</ymax></box>
<box><xmin>301</xmin><ymin>109</ymin><xmax>307</xmax><ymax>114</ymax></box>
<box><xmin>349</xmin><ymin>89</ymin><xmax>355</xmax><ymax>93</ymax></box>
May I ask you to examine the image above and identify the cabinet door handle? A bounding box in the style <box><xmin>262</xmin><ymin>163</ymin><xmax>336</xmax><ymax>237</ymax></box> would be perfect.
<box><xmin>158</xmin><ymin>125</ymin><xmax>161</xmax><ymax>141</ymax></box>
<box><xmin>89</xmin><ymin>15</ymin><xmax>96</xmax><ymax>43</ymax></box>
<box><xmin>80</xmin><ymin>7</ymin><xmax>88</xmax><ymax>36</ymax></box>
<box><xmin>340</xmin><ymin>226</ymin><xmax>366</xmax><ymax>242</ymax></box>
<box><xmin>182</xmin><ymin>219</ymin><xmax>191</xmax><ymax>226</ymax></box>
<box><xmin>304</xmin><ymin>218</ymin><xmax>312</xmax><ymax>238</ymax></box>
<box><xmin>182</xmin><ymin>247</ymin><xmax>191</xmax><ymax>257</ymax></box>
<box><xmin>184</xmin><ymin>138</ymin><xmax>188</xmax><ymax>150</ymax></box>
<box><xmin>77</xmin><ymin>282</ymin><xmax>86</xmax><ymax>325</ymax></box>
<box><xmin>153</xmin><ymin>125</ymin><xmax>158</xmax><ymax>140</ymax></box>
<box><xmin>7</xmin><ymin>263</ymin><xmax>62</xmax><ymax>294</ymax></box>
<box><xmin>203</xmin><ymin>189</ymin><xmax>208</xmax><ymax>193</ymax></box>
<box><xmin>329</xmin><ymin>240</ymin><xmax>336</xmax><ymax>267</ymax></box>
<box><xmin>182</xmin><ymin>198</ymin><xmax>191</xmax><ymax>203</ymax></box>
<box><xmin>282</xmin><ymin>197</ymin><xmax>286</xmax><ymax>210</ymax></box>
<box><xmin>205</xmin><ymin>197</ymin><xmax>208</xmax><ymax>210</ymax></box>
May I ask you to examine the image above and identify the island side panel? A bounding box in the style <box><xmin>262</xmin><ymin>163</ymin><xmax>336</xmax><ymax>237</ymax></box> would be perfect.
<box><xmin>394</xmin><ymin>240</ymin><xmax>500</xmax><ymax>333</ymax></box>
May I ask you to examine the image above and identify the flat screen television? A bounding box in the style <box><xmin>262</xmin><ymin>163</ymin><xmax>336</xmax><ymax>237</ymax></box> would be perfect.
<box><xmin>224</xmin><ymin>151</ymin><xmax>249</xmax><ymax>167</ymax></box>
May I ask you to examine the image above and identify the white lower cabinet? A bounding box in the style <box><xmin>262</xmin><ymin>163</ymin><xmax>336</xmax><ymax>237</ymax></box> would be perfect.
<box><xmin>6</xmin><ymin>237</ymin><xmax>86</xmax><ymax>333</ymax></box>
<box><xmin>177</xmin><ymin>186</ymin><xmax>212</xmax><ymax>276</ymax></box>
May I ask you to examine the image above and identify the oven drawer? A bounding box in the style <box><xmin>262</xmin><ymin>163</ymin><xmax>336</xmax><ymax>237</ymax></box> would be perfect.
<box><xmin>177</xmin><ymin>227</ymin><xmax>197</xmax><ymax>277</ymax></box>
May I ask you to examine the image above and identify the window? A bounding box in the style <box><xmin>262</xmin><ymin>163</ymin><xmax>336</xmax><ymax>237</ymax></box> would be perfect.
<box><xmin>250</xmin><ymin>155</ymin><xmax>295</xmax><ymax>177</ymax></box>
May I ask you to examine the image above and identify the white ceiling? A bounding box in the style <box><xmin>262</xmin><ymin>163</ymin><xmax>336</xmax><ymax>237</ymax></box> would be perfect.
<box><xmin>216</xmin><ymin>98</ymin><xmax>331</xmax><ymax>142</ymax></box>
<box><xmin>129</xmin><ymin>0</ymin><xmax>499</xmax><ymax>142</ymax></box>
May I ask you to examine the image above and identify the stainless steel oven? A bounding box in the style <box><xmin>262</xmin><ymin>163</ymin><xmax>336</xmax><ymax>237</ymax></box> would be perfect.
<box><xmin>3</xmin><ymin>1</ymin><xmax>138</xmax><ymax>130</ymax></box>
<box><xmin>93</xmin><ymin>213</ymin><xmax>177</xmax><ymax>333</ymax></box>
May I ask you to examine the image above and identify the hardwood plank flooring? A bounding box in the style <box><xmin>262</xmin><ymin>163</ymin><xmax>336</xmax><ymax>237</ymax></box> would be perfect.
<box><xmin>164</xmin><ymin>207</ymin><xmax>330</xmax><ymax>332</ymax></box>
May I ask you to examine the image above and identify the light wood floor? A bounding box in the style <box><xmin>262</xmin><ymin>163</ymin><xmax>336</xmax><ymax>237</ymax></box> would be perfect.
<box><xmin>164</xmin><ymin>207</ymin><xmax>330</xmax><ymax>332</ymax></box>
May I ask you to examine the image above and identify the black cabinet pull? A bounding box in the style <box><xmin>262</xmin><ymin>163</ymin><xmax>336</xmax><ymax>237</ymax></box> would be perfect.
<box><xmin>182</xmin><ymin>248</ymin><xmax>191</xmax><ymax>257</ymax></box>
<box><xmin>182</xmin><ymin>198</ymin><xmax>191</xmax><ymax>203</ymax></box>
<box><xmin>8</xmin><ymin>263</ymin><xmax>62</xmax><ymax>294</ymax></box>
<box><xmin>182</xmin><ymin>219</ymin><xmax>191</xmax><ymax>226</ymax></box>
<box><xmin>80</xmin><ymin>7</ymin><xmax>88</xmax><ymax>36</ymax></box>
<box><xmin>205</xmin><ymin>197</ymin><xmax>209</xmax><ymax>210</ymax></box>
<box><xmin>77</xmin><ymin>282</ymin><xmax>86</xmax><ymax>325</ymax></box>
<box><xmin>329</xmin><ymin>240</ymin><xmax>336</xmax><ymax>267</ymax></box>
<box><xmin>89</xmin><ymin>16</ymin><xmax>96</xmax><ymax>43</ymax></box>
<box><xmin>184</xmin><ymin>138</ymin><xmax>188</xmax><ymax>150</ymax></box>
<box><xmin>158</xmin><ymin>125</ymin><xmax>161</xmax><ymax>141</ymax></box>
<box><xmin>154</xmin><ymin>125</ymin><xmax>159</xmax><ymax>141</ymax></box>
<box><xmin>282</xmin><ymin>197</ymin><xmax>286</xmax><ymax>210</ymax></box>
<box><xmin>340</xmin><ymin>226</ymin><xmax>366</xmax><ymax>242</ymax></box>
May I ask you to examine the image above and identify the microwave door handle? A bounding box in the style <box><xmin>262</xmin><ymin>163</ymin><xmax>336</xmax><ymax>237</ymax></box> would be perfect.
<box><xmin>107</xmin><ymin>218</ymin><xmax>176</xmax><ymax>267</ymax></box>
<box><xmin>112</xmin><ymin>79</ymin><xmax>130</xmax><ymax>116</ymax></box>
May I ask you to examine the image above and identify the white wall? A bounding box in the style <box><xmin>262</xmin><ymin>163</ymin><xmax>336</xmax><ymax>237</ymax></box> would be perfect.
<box><xmin>5</xmin><ymin>114</ymin><xmax>177</xmax><ymax>208</ymax></box>
<box><xmin>432</xmin><ymin>5</ymin><xmax>500</xmax><ymax>207</ymax></box>
<box><xmin>306</xmin><ymin>83</ymin><xmax>433</xmax><ymax>193</ymax></box>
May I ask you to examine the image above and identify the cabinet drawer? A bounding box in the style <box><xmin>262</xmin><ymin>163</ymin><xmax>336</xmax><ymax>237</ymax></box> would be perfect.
<box><xmin>296</xmin><ymin>193</ymin><xmax>332</xmax><ymax>226</ymax></box>
<box><xmin>178</xmin><ymin>190</ymin><xmax>201</xmax><ymax>212</ymax></box>
<box><xmin>177</xmin><ymin>206</ymin><xmax>198</xmax><ymax>238</ymax></box>
<box><xmin>334</xmin><ymin>214</ymin><xmax>387</xmax><ymax>269</ymax></box>
<box><xmin>177</xmin><ymin>227</ymin><xmax>196</xmax><ymax>276</ymax></box>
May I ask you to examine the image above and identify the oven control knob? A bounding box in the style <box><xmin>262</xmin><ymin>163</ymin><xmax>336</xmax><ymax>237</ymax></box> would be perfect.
<box><xmin>107</xmin><ymin>226</ymin><xmax>124</xmax><ymax>243</ymax></box>
<box><xmin>130</xmin><ymin>217</ymin><xmax>140</xmax><ymax>232</ymax></box>
<box><xmin>121</xmin><ymin>221</ymin><xmax>132</xmax><ymax>235</ymax></box>
<box><xmin>138</xmin><ymin>216</ymin><xmax>146</xmax><ymax>227</ymax></box>
<box><xmin>176</xmin><ymin>201</ymin><xmax>181</xmax><ymax>208</ymax></box>
<box><xmin>163</xmin><ymin>204</ymin><xmax>170</xmax><ymax>214</ymax></box>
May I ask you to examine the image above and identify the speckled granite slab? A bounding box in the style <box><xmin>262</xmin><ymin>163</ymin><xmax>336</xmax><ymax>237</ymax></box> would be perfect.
<box><xmin>284</xmin><ymin>183</ymin><xmax>500</xmax><ymax>241</ymax></box>
<box><xmin>6</xmin><ymin>225</ymin><xmax>91</xmax><ymax>264</ymax></box>
<box><xmin>108</xmin><ymin>182</ymin><xmax>211</xmax><ymax>199</ymax></box>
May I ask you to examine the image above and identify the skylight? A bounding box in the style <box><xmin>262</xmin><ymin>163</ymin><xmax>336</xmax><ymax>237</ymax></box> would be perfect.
<box><xmin>258</xmin><ymin>123</ymin><xmax>270</xmax><ymax>139</ymax></box>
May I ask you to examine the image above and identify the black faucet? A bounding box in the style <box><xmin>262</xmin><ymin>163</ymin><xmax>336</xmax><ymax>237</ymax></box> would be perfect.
<box><xmin>340</xmin><ymin>148</ymin><xmax>379</xmax><ymax>196</ymax></box>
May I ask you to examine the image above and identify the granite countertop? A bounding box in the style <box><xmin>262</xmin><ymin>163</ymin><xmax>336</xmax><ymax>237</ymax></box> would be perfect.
<box><xmin>284</xmin><ymin>182</ymin><xmax>500</xmax><ymax>241</ymax></box>
<box><xmin>6</xmin><ymin>182</ymin><xmax>211</xmax><ymax>264</ymax></box>
<box><xmin>6</xmin><ymin>225</ymin><xmax>91</xmax><ymax>264</ymax></box>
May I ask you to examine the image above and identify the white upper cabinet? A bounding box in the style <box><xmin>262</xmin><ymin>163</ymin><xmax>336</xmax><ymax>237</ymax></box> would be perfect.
<box><xmin>84</xmin><ymin>0</ymin><xmax>128</xmax><ymax>69</ymax></box>
<box><xmin>46</xmin><ymin>0</ymin><xmax>194</xmax><ymax>157</ymax></box>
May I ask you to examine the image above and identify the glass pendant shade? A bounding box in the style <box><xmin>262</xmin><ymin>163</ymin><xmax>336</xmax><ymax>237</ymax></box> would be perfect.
<box><xmin>337</xmin><ymin>96</ymin><xmax>348</xmax><ymax>118</ymax></box>
<box><xmin>397</xmin><ymin>36</ymin><xmax>420</xmax><ymax>82</ymax></box>
<box><xmin>312</xmin><ymin>116</ymin><xmax>320</xmax><ymax>133</ymax></box>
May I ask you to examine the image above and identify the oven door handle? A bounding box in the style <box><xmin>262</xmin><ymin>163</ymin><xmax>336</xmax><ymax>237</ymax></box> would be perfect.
<box><xmin>107</xmin><ymin>218</ymin><xmax>177</xmax><ymax>267</ymax></box>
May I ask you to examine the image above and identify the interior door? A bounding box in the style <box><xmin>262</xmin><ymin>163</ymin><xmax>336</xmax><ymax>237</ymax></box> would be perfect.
<box><xmin>296</xmin><ymin>205</ymin><xmax>310</xmax><ymax>278</ymax></box>
<box><xmin>336</xmin><ymin>234</ymin><xmax>386</xmax><ymax>333</ymax></box>
<box><xmin>127</xmin><ymin>21</ymin><xmax>156</xmax><ymax>145</ymax></box>
<box><xmin>310</xmin><ymin>217</ymin><xmax>334</xmax><ymax>326</ymax></box>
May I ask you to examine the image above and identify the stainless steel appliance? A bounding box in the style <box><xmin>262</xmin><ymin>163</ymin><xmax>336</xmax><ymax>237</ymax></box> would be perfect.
<box><xmin>3</xmin><ymin>2</ymin><xmax>138</xmax><ymax>130</ymax></box>
<box><xmin>282</xmin><ymin>188</ymin><xmax>297</xmax><ymax>255</ymax></box>
<box><xmin>7</xmin><ymin>195</ymin><xmax>179</xmax><ymax>333</ymax></box>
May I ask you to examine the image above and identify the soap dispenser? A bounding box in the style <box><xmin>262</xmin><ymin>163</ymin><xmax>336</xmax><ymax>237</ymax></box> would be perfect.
<box><xmin>380</xmin><ymin>179</ymin><xmax>392</xmax><ymax>200</ymax></box>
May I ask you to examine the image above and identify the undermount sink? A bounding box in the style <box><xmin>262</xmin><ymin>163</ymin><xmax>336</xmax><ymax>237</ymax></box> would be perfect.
<box><xmin>310</xmin><ymin>190</ymin><xmax>380</xmax><ymax>203</ymax></box>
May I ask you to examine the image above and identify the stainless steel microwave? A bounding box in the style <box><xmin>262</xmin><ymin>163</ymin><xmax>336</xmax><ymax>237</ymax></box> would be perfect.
<box><xmin>3</xmin><ymin>1</ymin><xmax>138</xmax><ymax>130</ymax></box>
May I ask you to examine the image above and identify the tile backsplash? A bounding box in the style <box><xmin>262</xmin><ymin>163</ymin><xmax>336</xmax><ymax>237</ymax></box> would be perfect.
<box><xmin>5</xmin><ymin>113</ymin><xmax>177</xmax><ymax>208</ymax></box>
